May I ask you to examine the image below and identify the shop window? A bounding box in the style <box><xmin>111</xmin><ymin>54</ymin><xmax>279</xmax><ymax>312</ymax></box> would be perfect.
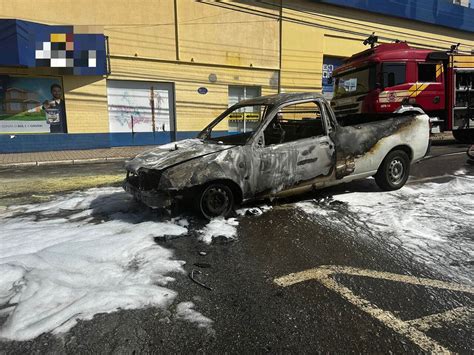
<box><xmin>228</xmin><ymin>86</ymin><xmax>262</xmax><ymax>133</ymax></box>
<box><xmin>418</xmin><ymin>64</ymin><xmax>437</xmax><ymax>82</ymax></box>
<box><xmin>381</xmin><ymin>63</ymin><xmax>406</xmax><ymax>88</ymax></box>
<box><xmin>107</xmin><ymin>80</ymin><xmax>174</xmax><ymax>133</ymax></box>
<box><xmin>264</xmin><ymin>101</ymin><xmax>325</xmax><ymax>146</ymax></box>
<box><xmin>228</xmin><ymin>86</ymin><xmax>261</xmax><ymax>110</ymax></box>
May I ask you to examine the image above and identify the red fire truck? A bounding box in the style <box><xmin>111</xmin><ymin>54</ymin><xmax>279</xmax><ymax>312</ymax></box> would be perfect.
<box><xmin>331</xmin><ymin>41</ymin><xmax>474</xmax><ymax>142</ymax></box>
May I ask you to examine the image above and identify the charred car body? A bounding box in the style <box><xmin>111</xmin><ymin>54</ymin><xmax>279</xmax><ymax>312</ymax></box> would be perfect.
<box><xmin>124</xmin><ymin>93</ymin><xmax>430</xmax><ymax>218</ymax></box>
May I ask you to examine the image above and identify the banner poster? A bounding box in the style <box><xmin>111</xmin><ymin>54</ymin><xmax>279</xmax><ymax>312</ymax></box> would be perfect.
<box><xmin>0</xmin><ymin>75</ymin><xmax>67</xmax><ymax>134</ymax></box>
<box><xmin>107</xmin><ymin>80</ymin><xmax>172</xmax><ymax>133</ymax></box>
<box><xmin>322</xmin><ymin>56</ymin><xmax>345</xmax><ymax>101</ymax></box>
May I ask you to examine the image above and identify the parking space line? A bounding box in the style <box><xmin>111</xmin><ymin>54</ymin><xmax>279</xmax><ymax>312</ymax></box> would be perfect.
<box><xmin>420</xmin><ymin>151</ymin><xmax>467</xmax><ymax>161</ymax></box>
<box><xmin>408</xmin><ymin>174</ymin><xmax>473</xmax><ymax>184</ymax></box>
<box><xmin>275</xmin><ymin>265</ymin><xmax>474</xmax><ymax>294</ymax></box>
<box><xmin>274</xmin><ymin>265</ymin><xmax>474</xmax><ymax>353</ymax></box>
<box><xmin>406</xmin><ymin>307</ymin><xmax>473</xmax><ymax>332</ymax></box>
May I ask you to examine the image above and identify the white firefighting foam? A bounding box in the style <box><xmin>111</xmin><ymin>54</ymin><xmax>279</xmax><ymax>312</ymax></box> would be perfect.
<box><xmin>297</xmin><ymin>175</ymin><xmax>474</xmax><ymax>284</ymax></box>
<box><xmin>0</xmin><ymin>188</ymin><xmax>189</xmax><ymax>341</ymax></box>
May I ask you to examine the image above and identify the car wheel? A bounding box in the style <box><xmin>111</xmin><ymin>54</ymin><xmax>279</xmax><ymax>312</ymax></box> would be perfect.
<box><xmin>467</xmin><ymin>144</ymin><xmax>474</xmax><ymax>158</ymax></box>
<box><xmin>375</xmin><ymin>150</ymin><xmax>410</xmax><ymax>191</ymax></box>
<box><xmin>197</xmin><ymin>183</ymin><xmax>234</xmax><ymax>219</ymax></box>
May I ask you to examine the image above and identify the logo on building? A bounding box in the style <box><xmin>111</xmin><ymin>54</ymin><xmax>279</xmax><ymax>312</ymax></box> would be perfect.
<box><xmin>35</xmin><ymin>33</ymin><xmax>97</xmax><ymax>70</ymax></box>
<box><xmin>34</xmin><ymin>31</ymin><xmax>103</xmax><ymax>75</ymax></box>
<box><xmin>0</xmin><ymin>20</ymin><xmax>107</xmax><ymax>76</ymax></box>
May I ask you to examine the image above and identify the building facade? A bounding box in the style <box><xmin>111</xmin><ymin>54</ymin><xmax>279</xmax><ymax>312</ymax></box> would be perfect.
<box><xmin>1</xmin><ymin>0</ymin><xmax>473</xmax><ymax>152</ymax></box>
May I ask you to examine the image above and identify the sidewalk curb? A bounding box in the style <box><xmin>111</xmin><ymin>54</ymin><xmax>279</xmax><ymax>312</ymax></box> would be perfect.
<box><xmin>0</xmin><ymin>156</ymin><xmax>130</xmax><ymax>168</ymax></box>
<box><xmin>0</xmin><ymin>134</ymin><xmax>458</xmax><ymax>168</ymax></box>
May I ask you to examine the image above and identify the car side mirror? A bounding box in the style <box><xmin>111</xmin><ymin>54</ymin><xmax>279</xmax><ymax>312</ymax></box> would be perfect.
<box><xmin>256</xmin><ymin>134</ymin><xmax>265</xmax><ymax>148</ymax></box>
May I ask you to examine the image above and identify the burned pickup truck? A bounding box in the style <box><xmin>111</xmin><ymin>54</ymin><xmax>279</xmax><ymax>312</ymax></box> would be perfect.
<box><xmin>124</xmin><ymin>93</ymin><xmax>430</xmax><ymax>219</ymax></box>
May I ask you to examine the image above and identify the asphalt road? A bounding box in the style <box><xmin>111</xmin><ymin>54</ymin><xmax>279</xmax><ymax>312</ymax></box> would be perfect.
<box><xmin>0</xmin><ymin>143</ymin><xmax>473</xmax><ymax>353</ymax></box>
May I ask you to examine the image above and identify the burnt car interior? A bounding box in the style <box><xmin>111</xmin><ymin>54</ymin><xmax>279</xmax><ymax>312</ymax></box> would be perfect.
<box><xmin>264</xmin><ymin>102</ymin><xmax>326</xmax><ymax>146</ymax></box>
<box><xmin>206</xmin><ymin>131</ymin><xmax>254</xmax><ymax>145</ymax></box>
<box><xmin>200</xmin><ymin>100</ymin><xmax>327</xmax><ymax>146</ymax></box>
<box><xmin>203</xmin><ymin>104</ymin><xmax>271</xmax><ymax>145</ymax></box>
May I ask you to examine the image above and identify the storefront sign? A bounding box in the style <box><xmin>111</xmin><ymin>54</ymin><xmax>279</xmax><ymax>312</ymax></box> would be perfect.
<box><xmin>0</xmin><ymin>19</ymin><xmax>107</xmax><ymax>75</ymax></box>
<box><xmin>228</xmin><ymin>112</ymin><xmax>260</xmax><ymax>121</ymax></box>
<box><xmin>0</xmin><ymin>76</ymin><xmax>67</xmax><ymax>134</ymax></box>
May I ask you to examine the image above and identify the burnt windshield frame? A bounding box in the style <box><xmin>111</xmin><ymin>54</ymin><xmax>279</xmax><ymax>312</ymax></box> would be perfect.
<box><xmin>197</xmin><ymin>103</ymin><xmax>272</xmax><ymax>145</ymax></box>
<box><xmin>333</xmin><ymin>64</ymin><xmax>377</xmax><ymax>98</ymax></box>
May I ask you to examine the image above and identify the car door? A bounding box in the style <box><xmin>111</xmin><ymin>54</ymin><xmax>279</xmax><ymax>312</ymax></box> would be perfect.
<box><xmin>254</xmin><ymin>140</ymin><xmax>295</xmax><ymax>194</ymax></box>
<box><xmin>292</xmin><ymin>134</ymin><xmax>334</xmax><ymax>185</ymax></box>
<box><xmin>252</xmin><ymin>99</ymin><xmax>335</xmax><ymax>195</ymax></box>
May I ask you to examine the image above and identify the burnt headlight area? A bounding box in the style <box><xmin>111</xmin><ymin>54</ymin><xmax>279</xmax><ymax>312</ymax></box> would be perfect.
<box><xmin>126</xmin><ymin>170</ymin><xmax>161</xmax><ymax>191</ymax></box>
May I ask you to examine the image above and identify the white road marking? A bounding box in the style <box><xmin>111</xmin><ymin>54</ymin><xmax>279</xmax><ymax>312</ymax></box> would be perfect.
<box><xmin>408</xmin><ymin>174</ymin><xmax>473</xmax><ymax>184</ymax></box>
<box><xmin>274</xmin><ymin>265</ymin><xmax>474</xmax><ymax>353</ymax></box>
<box><xmin>275</xmin><ymin>265</ymin><xmax>474</xmax><ymax>293</ymax></box>
<box><xmin>406</xmin><ymin>306</ymin><xmax>473</xmax><ymax>332</ymax></box>
<box><xmin>421</xmin><ymin>151</ymin><xmax>467</xmax><ymax>160</ymax></box>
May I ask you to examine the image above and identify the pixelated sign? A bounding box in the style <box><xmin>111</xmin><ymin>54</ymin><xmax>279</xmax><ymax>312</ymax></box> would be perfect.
<box><xmin>0</xmin><ymin>19</ymin><xmax>107</xmax><ymax>75</ymax></box>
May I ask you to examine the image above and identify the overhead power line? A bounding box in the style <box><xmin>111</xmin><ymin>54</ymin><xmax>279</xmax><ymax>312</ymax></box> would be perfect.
<box><xmin>199</xmin><ymin>0</ymin><xmax>473</xmax><ymax>54</ymax></box>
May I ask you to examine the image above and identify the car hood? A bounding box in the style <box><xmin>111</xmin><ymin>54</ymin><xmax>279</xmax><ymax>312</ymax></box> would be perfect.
<box><xmin>125</xmin><ymin>138</ymin><xmax>236</xmax><ymax>172</ymax></box>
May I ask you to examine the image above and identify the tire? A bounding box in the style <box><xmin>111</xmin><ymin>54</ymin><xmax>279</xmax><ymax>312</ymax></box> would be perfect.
<box><xmin>453</xmin><ymin>130</ymin><xmax>474</xmax><ymax>144</ymax></box>
<box><xmin>196</xmin><ymin>183</ymin><xmax>234</xmax><ymax>220</ymax></box>
<box><xmin>375</xmin><ymin>150</ymin><xmax>410</xmax><ymax>191</ymax></box>
<box><xmin>467</xmin><ymin>145</ymin><xmax>474</xmax><ymax>160</ymax></box>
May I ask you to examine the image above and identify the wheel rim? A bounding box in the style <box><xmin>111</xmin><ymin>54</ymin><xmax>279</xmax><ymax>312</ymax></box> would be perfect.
<box><xmin>388</xmin><ymin>158</ymin><xmax>404</xmax><ymax>185</ymax></box>
<box><xmin>201</xmin><ymin>186</ymin><xmax>231</xmax><ymax>217</ymax></box>
<box><xmin>468</xmin><ymin>145</ymin><xmax>474</xmax><ymax>159</ymax></box>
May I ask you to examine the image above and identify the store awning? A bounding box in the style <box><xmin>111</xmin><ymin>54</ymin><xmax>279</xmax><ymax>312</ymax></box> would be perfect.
<box><xmin>0</xmin><ymin>19</ymin><xmax>108</xmax><ymax>75</ymax></box>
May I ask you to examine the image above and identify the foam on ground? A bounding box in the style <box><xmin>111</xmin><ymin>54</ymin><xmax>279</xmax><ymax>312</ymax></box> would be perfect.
<box><xmin>297</xmin><ymin>176</ymin><xmax>474</xmax><ymax>283</ymax></box>
<box><xmin>175</xmin><ymin>301</ymin><xmax>213</xmax><ymax>330</ymax></box>
<box><xmin>0</xmin><ymin>188</ymin><xmax>189</xmax><ymax>341</ymax></box>
<box><xmin>198</xmin><ymin>217</ymin><xmax>239</xmax><ymax>244</ymax></box>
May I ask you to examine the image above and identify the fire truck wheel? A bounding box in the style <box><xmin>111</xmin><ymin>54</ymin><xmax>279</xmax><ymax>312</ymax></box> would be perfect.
<box><xmin>453</xmin><ymin>130</ymin><xmax>474</xmax><ymax>144</ymax></box>
<box><xmin>467</xmin><ymin>145</ymin><xmax>474</xmax><ymax>161</ymax></box>
<box><xmin>375</xmin><ymin>150</ymin><xmax>410</xmax><ymax>191</ymax></box>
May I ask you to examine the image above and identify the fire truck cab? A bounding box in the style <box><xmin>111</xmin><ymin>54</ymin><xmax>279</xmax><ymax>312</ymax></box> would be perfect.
<box><xmin>331</xmin><ymin>42</ymin><xmax>474</xmax><ymax>142</ymax></box>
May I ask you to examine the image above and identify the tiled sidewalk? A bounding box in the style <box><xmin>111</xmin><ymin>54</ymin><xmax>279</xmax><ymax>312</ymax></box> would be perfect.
<box><xmin>0</xmin><ymin>146</ymin><xmax>153</xmax><ymax>166</ymax></box>
<box><xmin>0</xmin><ymin>131</ymin><xmax>455</xmax><ymax>167</ymax></box>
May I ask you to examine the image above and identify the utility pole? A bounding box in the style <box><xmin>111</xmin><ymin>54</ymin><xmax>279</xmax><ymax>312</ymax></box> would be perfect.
<box><xmin>150</xmin><ymin>86</ymin><xmax>156</xmax><ymax>132</ymax></box>
<box><xmin>174</xmin><ymin>0</ymin><xmax>180</xmax><ymax>61</ymax></box>
<box><xmin>278</xmin><ymin>0</ymin><xmax>283</xmax><ymax>93</ymax></box>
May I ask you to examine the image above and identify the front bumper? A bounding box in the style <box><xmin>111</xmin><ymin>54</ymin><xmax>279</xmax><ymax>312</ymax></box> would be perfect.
<box><xmin>123</xmin><ymin>179</ymin><xmax>173</xmax><ymax>209</ymax></box>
